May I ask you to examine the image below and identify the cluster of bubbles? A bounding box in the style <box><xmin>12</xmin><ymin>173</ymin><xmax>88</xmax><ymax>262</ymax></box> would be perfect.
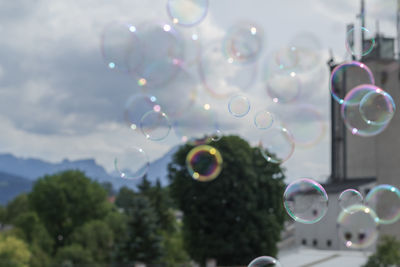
<box><xmin>99</xmin><ymin>1</ymin><xmax>400</xmax><ymax>265</ymax></box>
<box><xmin>283</xmin><ymin>178</ymin><xmax>400</xmax><ymax>250</ymax></box>
<box><xmin>330</xmin><ymin>26</ymin><xmax>396</xmax><ymax>137</ymax></box>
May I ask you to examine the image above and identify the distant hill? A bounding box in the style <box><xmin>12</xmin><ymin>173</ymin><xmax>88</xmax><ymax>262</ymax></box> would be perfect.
<box><xmin>0</xmin><ymin>146</ymin><xmax>179</xmax><ymax>203</ymax></box>
<box><xmin>0</xmin><ymin>172</ymin><xmax>33</xmax><ymax>205</ymax></box>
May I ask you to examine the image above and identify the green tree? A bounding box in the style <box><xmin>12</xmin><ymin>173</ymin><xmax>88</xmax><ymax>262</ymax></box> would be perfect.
<box><xmin>161</xmin><ymin>222</ymin><xmax>191</xmax><ymax>267</ymax></box>
<box><xmin>29</xmin><ymin>170</ymin><xmax>112</xmax><ymax>250</ymax></box>
<box><xmin>114</xmin><ymin>195</ymin><xmax>163</xmax><ymax>265</ymax></box>
<box><xmin>168</xmin><ymin>136</ymin><xmax>286</xmax><ymax>265</ymax></box>
<box><xmin>69</xmin><ymin>220</ymin><xmax>114</xmax><ymax>264</ymax></box>
<box><xmin>115</xmin><ymin>186</ymin><xmax>137</xmax><ymax>211</ymax></box>
<box><xmin>138</xmin><ymin>177</ymin><xmax>175</xmax><ymax>232</ymax></box>
<box><xmin>0</xmin><ymin>234</ymin><xmax>31</xmax><ymax>267</ymax></box>
<box><xmin>54</xmin><ymin>244</ymin><xmax>94</xmax><ymax>266</ymax></box>
<box><xmin>363</xmin><ymin>236</ymin><xmax>400</xmax><ymax>267</ymax></box>
<box><xmin>4</xmin><ymin>194</ymin><xmax>30</xmax><ymax>224</ymax></box>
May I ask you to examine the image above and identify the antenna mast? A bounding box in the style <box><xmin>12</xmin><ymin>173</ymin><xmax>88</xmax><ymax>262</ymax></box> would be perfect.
<box><xmin>397</xmin><ymin>0</ymin><xmax>400</xmax><ymax>59</ymax></box>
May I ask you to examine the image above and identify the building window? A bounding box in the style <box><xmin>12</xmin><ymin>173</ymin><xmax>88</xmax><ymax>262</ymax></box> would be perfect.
<box><xmin>327</xmin><ymin>240</ymin><xmax>332</xmax><ymax>247</ymax></box>
<box><xmin>302</xmin><ymin>239</ymin><xmax>307</xmax><ymax>245</ymax></box>
<box><xmin>313</xmin><ymin>239</ymin><xmax>318</xmax><ymax>246</ymax></box>
<box><xmin>312</xmin><ymin>209</ymin><xmax>318</xmax><ymax>216</ymax></box>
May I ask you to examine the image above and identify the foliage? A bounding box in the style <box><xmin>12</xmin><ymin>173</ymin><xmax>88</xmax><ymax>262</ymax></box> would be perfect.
<box><xmin>168</xmin><ymin>135</ymin><xmax>286</xmax><ymax>265</ymax></box>
<box><xmin>114</xmin><ymin>195</ymin><xmax>164</xmax><ymax>264</ymax></box>
<box><xmin>138</xmin><ymin>177</ymin><xmax>176</xmax><ymax>232</ymax></box>
<box><xmin>363</xmin><ymin>236</ymin><xmax>400</xmax><ymax>267</ymax></box>
<box><xmin>54</xmin><ymin>244</ymin><xmax>94</xmax><ymax>266</ymax></box>
<box><xmin>69</xmin><ymin>220</ymin><xmax>114</xmax><ymax>264</ymax></box>
<box><xmin>161</xmin><ymin>223</ymin><xmax>191</xmax><ymax>267</ymax></box>
<box><xmin>115</xmin><ymin>186</ymin><xmax>137</xmax><ymax>211</ymax></box>
<box><xmin>4</xmin><ymin>194</ymin><xmax>30</xmax><ymax>224</ymax></box>
<box><xmin>0</xmin><ymin>234</ymin><xmax>31</xmax><ymax>267</ymax></box>
<box><xmin>29</xmin><ymin>170</ymin><xmax>112</xmax><ymax>249</ymax></box>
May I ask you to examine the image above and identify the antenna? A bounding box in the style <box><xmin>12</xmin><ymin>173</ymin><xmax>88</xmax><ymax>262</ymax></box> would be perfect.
<box><xmin>356</xmin><ymin>0</ymin><xmax>366</xmax><ymax>59</ymax></box>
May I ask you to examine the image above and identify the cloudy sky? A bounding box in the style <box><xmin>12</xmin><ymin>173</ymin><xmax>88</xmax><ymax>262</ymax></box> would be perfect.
<box><xmin>0</xmin><ymin>0</ymin><xmax>397</xmax><ymax>182</ymax></box>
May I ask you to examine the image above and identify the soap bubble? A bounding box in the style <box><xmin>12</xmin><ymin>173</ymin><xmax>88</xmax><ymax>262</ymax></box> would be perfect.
<box><xmin>248</xmin><ymin>256</ymin><xmax>281</xmax><ymax>267</ymax></box>
<box><xmin>287</xmin><ymin>32</ymin><xmax>322</xmax><ymax>72</ymax></box>
<box><xmin>365</xmin><ymin>184</ymin><xmax>400</xmax><ymax>225</ymax></box>
<box><xmin>337</xmin><ymin>204</ymin><xmax>379</xmax><ymax>249</ymax></box>
<box><xmin>254</xmin><ymin>110</ymin><xmax>274</xmax><ymax>130</ymax></box>
<box><xmin>346</xmin><ymin>27</ymin><xmax>375</xmax><ymax>58</ymax></box>
<box><xmin>199</xmin><ymin>41</ymin><xmax>257</xmax><ymax>98</ymax></box>
<box><xmin>133</xmin><ymin>21</ymin><xmax>184</xmax><ymax>88</ymax></box>
<box><xmin>359</xmin><ymin>88</ymin><xmax>395</xmax><ymax>126</ymax></box>
<box><xmin>258</xmin><ymin>127</ymin><xmax>295</xmax><ymax>164</ymax></box>
<box><xmin>338</xmin><ymin>189</ymin><xmax>363</xmax><ymax>213</ymax></box>
<box><xmin>167</xmin><ymin>0</ymin><xmax>209</xmax><ymax>27</ymax></box>
<box><xmin>330</xmin><ymin>61</ymin><xmax>375</xmax><ymax>104</ymax></box>
<box><xmin>186</xmin><ymin>145</ymin><xmax>223</xmax><ymax>182</ymax></box>
<box><xmin>100</xmin><ymin>21</ymin><xmax>143</xmax><ymax>72</ymax></box>
<box><xmin>114</xmin><ymin>147</ymin><xmax>149</xmax><ymax>180</ymax></box>
<box><xmin>223</xmin><ymin>22</ymin><xmax>264</xmax><ymax>64</ymax></box>
<box><xmin>266</xmin><ymin>70</ymin><xmax>301</xmax><ymax>104</ymax></box>
<box><xmin>283</xmin><ymin>178</ymin><xmax>328</xmax><ymax>224</ymax></box>
<box><xmin>140</xmin><ymin>110</ymin><xmax>171</xmax><ymax>141</ymax></box>
<box><xmin>341</xmin><ymin>84</ymin><xmax>390</xmax><ymax>137</ymax></box>
<box><xmin>228</xmin><ymin>95</ymin><xmax>251</xmax><ymax>117</ymax></box>
<box><xmin>124</xmin><ymin>94</ymin><xmax>159</xmax><ymax>131</ymax></box>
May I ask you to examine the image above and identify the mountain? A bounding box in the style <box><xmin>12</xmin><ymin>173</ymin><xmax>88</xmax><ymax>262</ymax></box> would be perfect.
<box><xmin>0</xmin><ymin>172</ymin><xmax>33</xmax><ymax>205</ymax></box>
<box><xmin>0</xmin><ymin>145</ymin><xmax>179</xmax><ymax>201</ymax></box>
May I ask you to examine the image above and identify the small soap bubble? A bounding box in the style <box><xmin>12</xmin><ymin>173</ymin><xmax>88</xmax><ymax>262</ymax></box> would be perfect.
<box><xmin>337</xmin><ymin>204</ymin><xmax>379</xmax><ymax>249</ymax></box>
<box><xmin>140</xmin><ymin>110</ymin><xmax>172</xmax><ymax>141</ymax></box>
<box><xmin>167</xmin><ymin>0</ymin><xmax>209</xmax><ymax>27</ymax></box>
<box><xmin>186</xmin><ymin>145</ymin><xmax>223</xmax><ymax>182</ymax></box>
<box><xmin>228</xmin><ymin>95</ymin><xmax>251</xmax><ymax>117</ymax></box>
<box><xmin>254</xmin><ymin>110</ymin><xmax>273</xmax><ymax>130</ymax></box>
<box><xmin>365</xmin><ymin>184</ymin><xmax>400</xmax><ymax>225</ymax></box>
<box><xmin>248</xmin><ymin>256</ymin><xmax>281</xmax><ymax>267</ymax></box>
<box><xmin>283</xmin><ymin>178</ymin><xmax>328</xmax><ymax>224</ymax></box>
<box><xmin>338</xmin><ymin>189</ymin><xmax>363</xmax><ymax>213</ymax></box>
<box><xmin>114</xmin><ymin>147</ymin><xmax>149</xmax><ymax>180</ymax></box>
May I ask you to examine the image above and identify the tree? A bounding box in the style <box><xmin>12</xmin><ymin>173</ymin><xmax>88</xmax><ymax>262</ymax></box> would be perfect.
<box><xmin>69</xmin><ymin>220</ymin><xmax>114</xmax><ymax>264</ymax></box>
<box><xmin>29</xmin><ymin>170</ymin><xmax>112</xmax><ymax>250</ymax></box>
<box><xmin>168</xmin><ymin>135</ymin><xmax>286</xmax><ymax>265</ymax></box>
<box><xmin>363</xmin><ymin>236</ymin><xmax>400</xmax><ymax>267</ymax></box>
<box><xmin>138</xmin><ymin>177</ymin><xmax>175</xmax><ymax>232</ymax></box>
<box><xmin>4</xmin><ymin>194</ymin><xmax>31</xmax><ymax>224</ymax></box>
<box><xmin>115</xmin><ymin>186</ymin><xmax>137</xmax><ymax>211</ymax></box>
<box><xmin>54</xmin><ymin>244</ymin><xmax>94</xmax><ymax>266</ymax></box>
<box><xmin>114</xmin><ymin>195</ymin><xmax>163</xmax><ymax>265</ymax></box>
<box><xmin>0</xmin><ymin>234</ymin><xmax>31</xmax><ymax>267</ymax></box>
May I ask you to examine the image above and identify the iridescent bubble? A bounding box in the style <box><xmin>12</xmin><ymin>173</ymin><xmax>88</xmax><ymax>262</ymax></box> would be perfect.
<box><xmin>186</xmin><ymin>145</ymin><xmax>223</xmax><ymax>182</ymax></box>
<box><xmin>199</xmin><ymin>41</ymin><xmax>257</xmax><ymax>98</ymax></box>
<box><xmin>148</xmin><ymin>68</ymin><xmax>199</xmax><ymax>119</ymax></box>
<box><xmin>180</xmin><ymin>28</ymin><xmax>202</xmax><ymax>67</ymax></box>
<box><xmin>211</xmin><ymin>129</ymin><xmax>222</xmax><ymax>142</ymax></box>
<box><xmin>365</xmin><ymin>185</ymin><xmax>400</xmax><ymax>225</ymax></box>
<box><xmin>248</xmin><ymin>256</ymin><xmax>281</xmax><ymax>267</ymax></box>
<box><xmin>100</xmin><ymin>21</ymin><xmax>143</xmax><ymax>72</ymax></box>
<box><xmin>140</xmin><ymin>110</ymin><xmax>171</xmax><ymax>141</ymax></box>
<box><xmin>273</xmin><ymin>46</ymin><xmax>298</xmax><ymax>71</ymax></box>
<box><xmin>359</xmin><ymin>88</ymin><xmax>395</xmax><ymax>126</ymax></box>
<box><xmin>283</xmin><ymin>178</ymin><xmax>328</xmax><ymax>224</ymax></box>
<box><xmin>167</xmin><ymin>0</ymin><xmax>209</xmax><ymax>27</ymax></box>
<box><xmin>287</xmin><ymin>32</ymin><xmax>321</xmax><ymax>72</ymax></box>
<box><xmin>339</xmin><ymin>189</ymin><xmax>363</xmax><ymax>213</ymax></box>
<box><xmin>330</xmin><ymin>61</ymin><xmax>375</xmax><ymax>104</ymax></box>
<box><xmin>337</xmin><ymin>204</ymin><xmax>379</xmax><ymax>249</ymax></box>
<box><xmin>124</xmin><ymin>94</ymin><xmax>159</xmax><ymax>131</ymax></box>
<box><xmin>223</xmin><ymin>22</ymin><xmax>264</xmax><ymax>64</ymax></box>
<box><xmin>258</xmin><ymin>126</ymin><xmax>295</xmax><ymax>164</ymax></box>
<box><xmin>280</xmin><ymin>105</ymin><xmax>326</xmax><ymax>147</ymax></box>
<box><xmin>266</xmin><ymin>70</ymin><xmax>301</xmax><ymax>104</ymax></box>
<box><xmin>254</xmin><ymin>110</ymin><xmax>273</xmax><ymax>130</ymax></box>
<box><xmin>174</xmin><ymin>105</ymin><xmax>219</xmax><ymax>144</ymax></box>
<box><xmin>228</xmin><ymin>95</ymin><xmax>250</xmax><ymax>117</ymax></box>
<box><xmin>341</xmin><ymin>84</ymin><xmax>389</xmax><ymax>137</ymax></box>
<box><xmin>114</xmin><ymin>147</ymin><xmax>149</xmax><ymax>180</ymax></box>
<box><xmin>133</xmin><ymin>21</ymin><xmax>184</xmax><ymax>88</ymax></box>
<box><xmin>346</xmin><ymin>27</ymin><xmax>375</xmax><ymax>58</ymax></box>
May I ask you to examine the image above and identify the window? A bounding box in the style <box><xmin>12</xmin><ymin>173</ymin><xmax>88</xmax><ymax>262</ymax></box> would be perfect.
<box><xmin>302</xmin><ymin>239</ymin><xmax>307</xmax><ymax>245</ymax></box>
<box><xmin>327</xmin><ymin>240</ymin><xmax>332</xmax><ymax>247</ymax></box>
<box><xmin>313</xmin><ymin>239</ymin><xmax>318</xmax><ymax>246</ymax></box>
